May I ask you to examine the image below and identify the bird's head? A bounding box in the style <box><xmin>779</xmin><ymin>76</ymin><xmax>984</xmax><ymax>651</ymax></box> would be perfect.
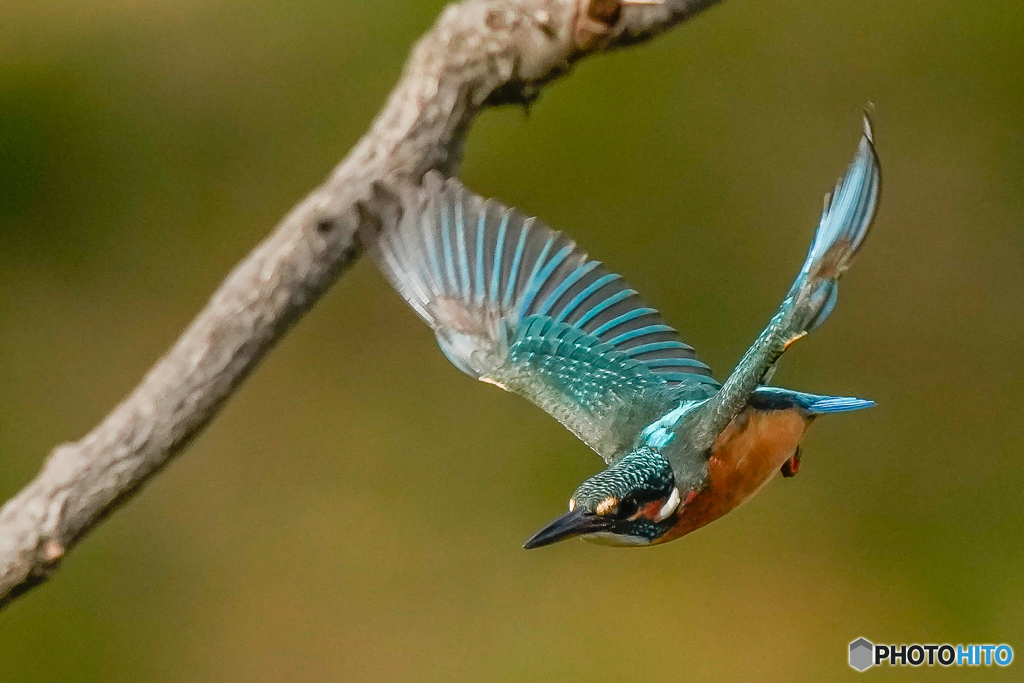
<box><xmin>523</xmin><ymin>447</ymin><xmax>683</xmax><ymax>549</ymax></box>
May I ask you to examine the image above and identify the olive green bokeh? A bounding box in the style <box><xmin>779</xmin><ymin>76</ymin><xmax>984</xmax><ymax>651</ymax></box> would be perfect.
<box><xmin>1</xmin><ymin>1</ymin><xmax>1022</xmax><ymax>681</ymax></box>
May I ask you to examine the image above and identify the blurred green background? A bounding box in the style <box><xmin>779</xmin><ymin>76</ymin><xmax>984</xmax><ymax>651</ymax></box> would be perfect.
<box><xmin>1</xmin><ymin>0</ymin><xmax>1022</xmax><ymax>680</ymax></box>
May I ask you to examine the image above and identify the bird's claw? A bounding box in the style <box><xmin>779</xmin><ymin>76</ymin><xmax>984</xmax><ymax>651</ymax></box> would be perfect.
<box><xmin>781</xmin><ymin>449</ymin><xmax>802</xmax><ymax>478</ymax></box>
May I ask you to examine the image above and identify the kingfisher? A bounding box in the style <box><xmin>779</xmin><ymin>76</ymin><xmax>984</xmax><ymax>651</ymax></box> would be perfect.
<box><xmin>374</xmin><ymin>117</ymin><xmax>881</xmax><ymax>548</ymax></box>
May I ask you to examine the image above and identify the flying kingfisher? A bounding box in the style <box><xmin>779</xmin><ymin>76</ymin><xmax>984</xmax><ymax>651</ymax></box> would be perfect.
<box><xmin>374</xmin><ymin>118</ymin><xmax>881</xmax><ymax>548</ymax></box>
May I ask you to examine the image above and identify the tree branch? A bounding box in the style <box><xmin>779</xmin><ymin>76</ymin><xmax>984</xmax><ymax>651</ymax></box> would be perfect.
<box><xmin>0</xmin><ymin>0</ymin><xmax>723</xmax><ymax>609</ymax></box>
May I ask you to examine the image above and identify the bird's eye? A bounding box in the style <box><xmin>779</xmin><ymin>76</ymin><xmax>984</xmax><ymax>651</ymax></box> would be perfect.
<box><xmin>617</xmin><ymin>497</ymin><xmax>639</xmax><ymax>519</ymax></box>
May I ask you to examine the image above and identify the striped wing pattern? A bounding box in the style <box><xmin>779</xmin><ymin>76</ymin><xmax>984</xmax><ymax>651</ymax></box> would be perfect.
<box><xmin>375</xmin><ymin>176</ymin><xmax>718</xmax><ymax>462</ymax></box>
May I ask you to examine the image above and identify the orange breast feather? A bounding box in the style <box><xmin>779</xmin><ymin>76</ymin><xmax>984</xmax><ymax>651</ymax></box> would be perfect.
<box><xmin>660</xmin><ymin>408</ymin><xmax>810</xmax><ymax>542</ymax></box>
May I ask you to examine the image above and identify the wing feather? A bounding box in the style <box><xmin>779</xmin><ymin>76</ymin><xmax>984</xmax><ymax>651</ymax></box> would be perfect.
<box><xmin>374</xmin><ymin>176</ymin><xmax>718</xmax><ymax>462</ymax></box>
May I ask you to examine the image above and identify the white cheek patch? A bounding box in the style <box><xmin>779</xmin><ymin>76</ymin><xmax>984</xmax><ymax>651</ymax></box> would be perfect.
<box><xmin>654</xmin><ymin>488</ymin><xmax>681</xmax><ymax>522</ymax></box>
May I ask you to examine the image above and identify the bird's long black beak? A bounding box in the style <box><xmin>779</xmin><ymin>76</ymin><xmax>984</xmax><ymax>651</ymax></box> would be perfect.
<box><xmin>523</xmin><ymin>509</ymin><xmax>612</xmax><ymax>549</ymax></box>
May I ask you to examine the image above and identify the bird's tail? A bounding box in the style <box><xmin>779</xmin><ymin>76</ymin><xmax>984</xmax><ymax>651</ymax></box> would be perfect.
<box><xmin>804</xmin><ymin>395</ymin><xmax>875</xmax><ymax>414</ymax></box>
<box><xmin>750</xmin><ymin>387</ymin><xmax>874</xmax><ymax>414</ymax></box>
<box><xmin>786</xmin><ymin>114</ymin><xmax>881</xmax><ymax>337</ymax></box>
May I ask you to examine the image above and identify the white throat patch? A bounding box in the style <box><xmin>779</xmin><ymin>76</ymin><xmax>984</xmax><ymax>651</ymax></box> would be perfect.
<box><xmin>582</xmin><ymin>532</ymin><xmax>652</xmax><ymax>547</ymax></box>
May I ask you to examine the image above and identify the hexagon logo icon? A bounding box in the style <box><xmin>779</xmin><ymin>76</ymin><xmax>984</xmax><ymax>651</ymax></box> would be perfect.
<box><xmin>849</xmin><ymin>638</ymin><xmax>874</xmax><ymax>671</ymax></box>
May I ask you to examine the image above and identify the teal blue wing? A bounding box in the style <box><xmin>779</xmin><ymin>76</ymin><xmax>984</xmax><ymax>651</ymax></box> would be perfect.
<box><xmin>695</xmin><ymin>115</ymin><xmax>881</xmax><ymax>446</ymax></box>
<box><xmin>374</xmin><ymin>175</ymin><xmax>718</xmax><ymax>462</ymax></box>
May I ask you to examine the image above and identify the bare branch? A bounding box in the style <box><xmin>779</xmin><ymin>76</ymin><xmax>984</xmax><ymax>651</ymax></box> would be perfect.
<box><xmin>0</xmin><ymin>0</ymin><xmax>723</xmax><ymax>609</ymax></box>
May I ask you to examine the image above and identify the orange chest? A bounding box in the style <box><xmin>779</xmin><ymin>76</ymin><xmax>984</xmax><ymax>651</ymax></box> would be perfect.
<box><xmin>660</xmin><ymin>408</ymin><xmax>810</xmax><ymax>543</ymax></box>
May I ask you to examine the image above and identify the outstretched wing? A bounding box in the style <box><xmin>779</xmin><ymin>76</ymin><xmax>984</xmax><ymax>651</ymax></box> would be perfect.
<box><xmin>695</xmin><ymin>115</ymin><xmax>881</xmax><ymax>447</ymax></box>
<box><xmin>374</xmin><ymin>175</ymin><xmax>718</xmax><ymax>462</ymax></box>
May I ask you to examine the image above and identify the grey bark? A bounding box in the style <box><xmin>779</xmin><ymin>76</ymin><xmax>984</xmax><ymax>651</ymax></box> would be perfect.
<box><xmin>0</xmin><ymin>0</ymin><xmax>723</xmax><ymax>609</ymax></box>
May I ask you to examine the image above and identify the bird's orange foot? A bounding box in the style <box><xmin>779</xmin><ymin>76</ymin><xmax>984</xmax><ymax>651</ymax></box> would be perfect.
<box><xmin>781</xmin><ymin>449</ymin><xmax>801</xmax><ymax>478</ymax></box>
